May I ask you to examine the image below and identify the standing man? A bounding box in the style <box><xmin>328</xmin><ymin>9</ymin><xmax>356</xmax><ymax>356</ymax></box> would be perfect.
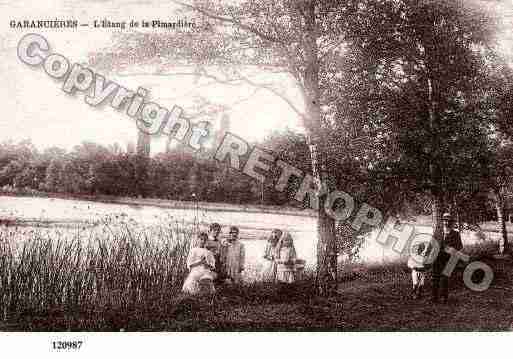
<box><xmin>221</xmin><ymin>226</ymin><xmax>245</xmax><ymax>284</ymax></box>
<box><xmin>432</xmin><ymin>212</ymin><xmax>463</xmax><ymax>304</ymax></box>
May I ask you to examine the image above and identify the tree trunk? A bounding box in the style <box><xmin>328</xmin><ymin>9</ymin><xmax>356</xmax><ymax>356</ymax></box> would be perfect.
<box><xmin>302</xmin><ymin>1</ymin><xmax>337</xmax><ymax>295</ymax></box>
<box><xmin>431</xmin><ymin>194</ymin><xmax>444</xmax><ymax>243</ymax></box>
<box><xmin>493</xmin><ymin>189</ymin><xmax>508</xmax><ymax>255</ymax></box>
<box><xmin>427</xmin><ymin>75</ymin><xmax>444</xmax><ymax>244</ymax></box>
<box><xmin>309</xmin><ymin>142</ymin><xmax>337</xmax><ymax>295</ymax></box>
<box><xmin>452</xmin><ymin>197</ymin><xmax>462</xmax><ymax>231</ymax></box>
<box><xmin>424</xmin><ymin>21</ymin><xmax>447</xmax><ymax>246</ymax></box>
<box><xmin>317</xmin><ymin>198</ymin><xmax>337</xmax><ymax>295</ymax></box>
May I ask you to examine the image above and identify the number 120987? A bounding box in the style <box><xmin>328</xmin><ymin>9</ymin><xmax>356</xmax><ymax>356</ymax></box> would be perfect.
<box><xmin>52</xmin><ymin>341</ymin><xmax>83</xmax><ymax>350</ymax></box>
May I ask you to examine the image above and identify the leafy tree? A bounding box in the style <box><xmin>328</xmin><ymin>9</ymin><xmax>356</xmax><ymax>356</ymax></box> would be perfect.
<box><xmin>0</xmin><ymin>140</ymin><xmax>38</xmax><ymax>187</ymax></box>
<box><xmin>90</xmin><ymin>0</ymin><xmax>364</xmax><ymax>293</ymax></box>
<box><xmin>335</xmin><ymin>0</ymin><xmax>499</xmax><ymax>244</ymax></box>
<box><xmin>44</xmin><ymin>158</ymin><xmax>63</xmax><ymax>192</ymax></box>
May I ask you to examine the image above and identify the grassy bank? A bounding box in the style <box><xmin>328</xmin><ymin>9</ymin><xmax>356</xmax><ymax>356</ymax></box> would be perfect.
<box><xmin>2</xmin><ymin>255</ymin><xmax>511</xmax><ymax>331</ymax></box>
<box><xmin>0</xmin><ymin>217</ymin><xmax>511</xmax><ymax>331</ymax></box>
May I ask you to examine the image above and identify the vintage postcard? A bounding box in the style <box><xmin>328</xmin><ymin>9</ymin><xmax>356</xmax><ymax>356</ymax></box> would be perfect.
<box><xmin>0</xmin><ymin>0</ymin><xmax>512</xmax><ymax>356</ymax></box>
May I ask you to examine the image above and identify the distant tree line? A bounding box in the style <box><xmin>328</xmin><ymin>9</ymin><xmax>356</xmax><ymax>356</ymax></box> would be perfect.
<box><xmin>1</xmin><ymin>129</ymin><xmax>510</xmax><ymax>225</ymax></box>
<box><xmin>0</xmin><ymin>131</ymin><xmax>309</xmax><ymax>206</ymax></box>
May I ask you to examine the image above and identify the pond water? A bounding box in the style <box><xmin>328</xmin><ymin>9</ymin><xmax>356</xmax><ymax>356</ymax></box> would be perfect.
<box><xmin>0</xmin><ymin>196</ymin><xmax>499</xmax><ymax>274</ymax></box>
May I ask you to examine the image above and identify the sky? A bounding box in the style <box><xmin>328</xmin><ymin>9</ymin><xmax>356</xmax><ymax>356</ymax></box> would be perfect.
<box><xmin>0</xmin><ymin>0</ymin><xmax>303</xmax><ymax>153</ymax></box>
<box><xmin>0</xmin><ymin>0</ymin><xmax>512</xmax><ymax>154</ymax></box>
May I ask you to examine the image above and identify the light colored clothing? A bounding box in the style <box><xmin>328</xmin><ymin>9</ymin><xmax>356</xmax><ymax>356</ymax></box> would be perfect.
<box><xmin>408</xmin><ymin>240</ymin><xmax>430</xmax><ymax>289</ymax></box>
<box><xmin>221</xmin><ymin>240</ymin><xmax>245</xmax><ymax>283</ymax></box>
<box><xmin>411</xmin><ymin>269</ymin><xmax>426</xmax><ymax>287</ymax></box>
<box><xmin>182</xmin><ymin>247</ymin><xmax>216</xmax><ymax>295</ymax></box>
<box><xmin>407</xmin><ymin>240</ymin><xmax>432</xmax><ymax>270</ymax></box>
<box><xmin>276</xmin><ymin>246</ymin><xmax>296</xmax><ymax>283</ymax></box>
<box><xmin>205</xmin><ymin>239</ymin><xmax>221</xmax><ymax>255</ymax></box>
<box><xmin>262</xmin><ymin>242</ymin><xmax>279</xmax><ymax>282</ymax></box>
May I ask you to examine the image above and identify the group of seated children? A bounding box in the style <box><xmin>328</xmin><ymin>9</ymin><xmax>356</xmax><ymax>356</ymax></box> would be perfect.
<box><xmin>182</xmin><ymin>224</ymin><xmax>300</xmax><ymax>296</ymax></box>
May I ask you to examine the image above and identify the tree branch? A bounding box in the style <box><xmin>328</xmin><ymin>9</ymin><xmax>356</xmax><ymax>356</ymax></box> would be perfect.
<box><xmin>235</xmin><ymin>70</ymin><xmax>306</xmax><ymax>121</ymax></box>
<box><xmin>172</xmin><ymin>0</ymin><xmax>284</xmax><ymax>44</ymax></box>
<box><xmin>116</xmin><ymin>67</ymin><xmax>304</xmax><ymax>119</ymax></box>
<box><xmin>116</xmin><ymin>70</ymin><xmax>245</xmax><ymax>86</ymax></box>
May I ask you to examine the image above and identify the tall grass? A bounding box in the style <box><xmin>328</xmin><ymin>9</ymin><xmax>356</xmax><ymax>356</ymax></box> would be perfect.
<box><xmin>0</xmin><ymin>215</ymin><xmax>193</xmax><ymax>324</ymax></box>
<box><xmin>0</xmin><ymin>211</ymin><xmax>500</xmax><ymax>330</ymax></box>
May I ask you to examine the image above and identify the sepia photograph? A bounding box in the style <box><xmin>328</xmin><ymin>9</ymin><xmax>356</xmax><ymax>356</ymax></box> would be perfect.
<box><xmin>0</xmin><ymin>0</ymin><xmax>512</xmax><ymax>350</ymax></box>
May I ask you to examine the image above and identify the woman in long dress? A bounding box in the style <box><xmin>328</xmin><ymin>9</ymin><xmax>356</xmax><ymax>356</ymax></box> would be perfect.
<box><xmin>182</xmin><ymin>232</ymin><xmax>217</xmax><ymax>295</ymax></box>
<box><xmin>261</xmin><ymin>229</ymin><xmax>282</xmax><ymax>282</ymax></box>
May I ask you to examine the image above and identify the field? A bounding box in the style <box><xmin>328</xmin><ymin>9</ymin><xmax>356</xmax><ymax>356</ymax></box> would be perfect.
<box><xmin>0</xmin><ymin>194</ymin><xmax>512</xmax><ymax>331</ymax></box>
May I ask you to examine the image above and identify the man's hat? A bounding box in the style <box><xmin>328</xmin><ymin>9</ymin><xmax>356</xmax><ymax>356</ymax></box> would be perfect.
<box><xmin>442</xmin><ymin>212</ymin><xmax>452</xmax><ymax>220</ymax></box>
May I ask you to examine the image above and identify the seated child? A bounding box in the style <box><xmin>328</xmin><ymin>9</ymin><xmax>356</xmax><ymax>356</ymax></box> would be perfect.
<box><xmin>182</xmin><ymin>232</ymin><xmax>217</xmax><ymax>295</ymax></box>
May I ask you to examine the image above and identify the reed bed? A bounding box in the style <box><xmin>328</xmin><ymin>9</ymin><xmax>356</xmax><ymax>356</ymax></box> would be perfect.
<box><xmin>0</xmin><ymin>215</ymin><xmax>194</xmax><ymax>324</ymax></box>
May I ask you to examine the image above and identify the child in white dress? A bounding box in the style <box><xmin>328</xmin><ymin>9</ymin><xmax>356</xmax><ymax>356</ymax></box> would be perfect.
<box><xmin>221</xmin><ymin>226</ymin><xmax>245</xmax><ymax>284</ymax></box>
<box><xmin>262</xmin><ymin>229</ymin><xmax>282</xmax><ymax>283</ymax></box>
<box><xmin>182</xmin><ymin>232</ymin><xmax>217</xmax><ymax>295</ymax></box>
<box><xmin>407</xmin><ymin>239</ymin><xmax>432</xmax><ymax>299</ymax></box>
<box><xmin>276</xmin><ymin>231</ymin><xmax>297</xmax><ymax>284</ymax></box>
